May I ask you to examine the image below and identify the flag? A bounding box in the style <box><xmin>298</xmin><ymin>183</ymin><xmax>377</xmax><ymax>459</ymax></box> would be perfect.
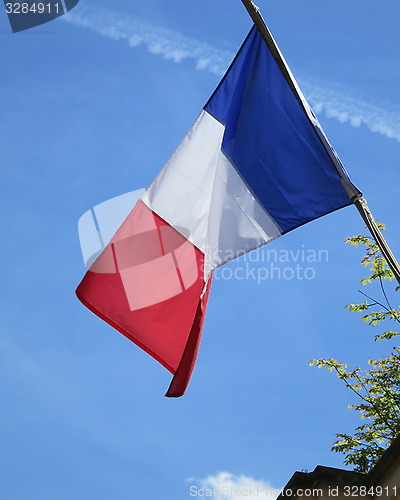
<box><xmin>76</xmin><ymin>25</ymin><xmax>360</xmax><ymax>397</ymax></box>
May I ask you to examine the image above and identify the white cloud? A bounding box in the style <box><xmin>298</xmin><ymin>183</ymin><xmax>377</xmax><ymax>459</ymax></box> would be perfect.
<box><xmin>188</xmin><ymin>472</ymin><xmax>280</xmax><ymax>499</ymax></box>
<box><xmin>63</xmin><ymin>5</ymin><xmax>400</xmax><ymax>143</ymax></box>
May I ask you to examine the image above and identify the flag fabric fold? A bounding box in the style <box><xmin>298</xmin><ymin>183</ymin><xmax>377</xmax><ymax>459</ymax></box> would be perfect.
<box><xmin>76</xmin><ymin>24</ymin><xmax>360</xmax><ymax>397</ymax></box>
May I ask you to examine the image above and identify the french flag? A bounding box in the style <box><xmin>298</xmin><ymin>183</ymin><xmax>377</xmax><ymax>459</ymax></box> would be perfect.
<box><xmin>76</xmin><ymin>25</ymin><xmax>360</xmax><ymax>397</ymax></box>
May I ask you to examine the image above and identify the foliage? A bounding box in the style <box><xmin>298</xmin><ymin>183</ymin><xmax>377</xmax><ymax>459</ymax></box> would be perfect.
<box><xmin>310</xmin><ymin>225</ymin><xmax>400</xmax><ymax>473</ymax></box>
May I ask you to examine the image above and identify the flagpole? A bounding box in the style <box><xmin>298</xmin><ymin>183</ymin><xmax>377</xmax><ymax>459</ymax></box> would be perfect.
<box><xmin>353</xmin><ymin>197</ymin><xmax>400</xmax><ymax>285</ymax></box>
<box><xmin>240</xmin><ymin>0</ymin><xmax>400</xmax><ymax>286</ymax></box>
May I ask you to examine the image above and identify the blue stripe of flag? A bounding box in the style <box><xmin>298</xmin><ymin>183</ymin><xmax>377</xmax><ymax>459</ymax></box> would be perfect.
<box><xmin>205</xmin><ymin>26</ymin><xmax>359</xmax><ymax>234</ymax></box>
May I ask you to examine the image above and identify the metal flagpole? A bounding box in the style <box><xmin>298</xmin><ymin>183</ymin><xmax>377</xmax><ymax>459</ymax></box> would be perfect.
<box><xmin>353</xmin><ymin>197</ymin><xmax>400</xmax><ymax>285</ymax></box>
<box><xmin>240</xmin><ymin>0</ymin><xmax>400</xmax><ymax>286</ymax></box>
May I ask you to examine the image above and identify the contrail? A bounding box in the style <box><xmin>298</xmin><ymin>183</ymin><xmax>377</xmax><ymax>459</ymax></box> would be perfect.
<box><xmin>63</xmin><ymin>5</ymin><xmax>400</xmax><ymax>143</ymax></box>
<box><xmin>299</xmin><ymin>79</ymin><xmax>400</xmax><ymax>143</ymax></box>
<box><xmin>62</xmin><ymin>5</ymin><xmax>232</xmax><ymax>76</ymax></box>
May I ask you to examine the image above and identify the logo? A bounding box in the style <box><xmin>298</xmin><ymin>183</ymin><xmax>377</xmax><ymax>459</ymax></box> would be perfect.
<box><xmin>78</xmin><ymin>190</ymin><xmax>199</xmax><ymax>311</ymax></box>
<box><xmin>4</xmin><ymin>0</ymin><xmax>79</xmax><ymax>32</ymax></box>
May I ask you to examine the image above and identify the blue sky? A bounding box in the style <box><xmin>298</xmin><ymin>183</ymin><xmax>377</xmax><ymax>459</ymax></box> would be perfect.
<box><xmin>1</xmin><ymin>1</ymin><xmax>400</xmax><ymax>498</ymax></box>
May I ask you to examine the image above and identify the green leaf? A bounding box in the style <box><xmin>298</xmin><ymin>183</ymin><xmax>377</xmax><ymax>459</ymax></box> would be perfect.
<box><xmin>311</xmin><ymin>223</ymin><xmax>400</xmax><ymax>473</ymax></box>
